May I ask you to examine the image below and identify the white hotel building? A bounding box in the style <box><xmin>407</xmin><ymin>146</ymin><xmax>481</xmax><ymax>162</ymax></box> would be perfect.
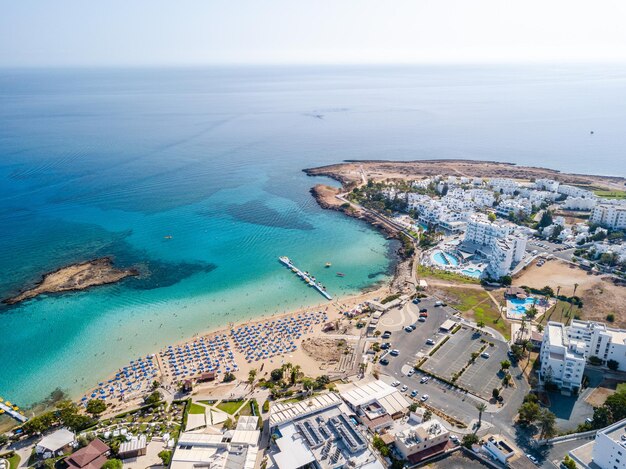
<box><xmin>567</xmin><ymin>320</ymin><xmax>626</xmax><ymax>370</ymax></box>
<box><xmin>539</xmin><ymin>322</ymin><xmax>586</xmax><ymax>393</ymax></box>
<box><xmin>591</xmin><ymin>202</ymin><xmax>626</xmax><ymax>229</ymax></box>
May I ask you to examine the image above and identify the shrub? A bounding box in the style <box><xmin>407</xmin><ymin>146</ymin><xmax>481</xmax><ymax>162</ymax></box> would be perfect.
<box><xmin>102</xmin><ymin>460</ymin><xmax>123</xmax><ymax>469</ymax></box>
<box><xmin>607</xmin><ymin>359</ymin><xmax>619</xmax><ymax>371</ymax></box>
<box><xmin>606</xmin><ymin>313</ymin><xmax>615</xmax><ymax>323</ymax></box>
<box><xmin>158</xmin><ymin>450</ymin><xmax>172</xmax><ymax>466</ymax></box>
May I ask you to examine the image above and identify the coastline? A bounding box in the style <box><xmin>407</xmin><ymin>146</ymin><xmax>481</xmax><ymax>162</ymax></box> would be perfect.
<box><xmin>2</xmin><ymin>257</ymin><xmax>139</xmax><ymax>306</ymax></box>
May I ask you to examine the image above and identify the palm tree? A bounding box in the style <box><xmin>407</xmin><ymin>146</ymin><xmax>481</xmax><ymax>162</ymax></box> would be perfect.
<box><xmin>248</xmin><ymin>369</ymin><xmax>257</xmax><ymax>391</ymax></box>
<box><xmin>538</xmin><ymin>409</ymin><xmax>557</xmax><ymax>439</ymax></box>
<box><xmin>290</xmin><ymin>365</ymin><xmax>301</xmax><ymax>385</ymax></box>
<box><xmin>476</xmin><ymin>403</ymin><xmax>487</xmax><ymax>429</ymax></box>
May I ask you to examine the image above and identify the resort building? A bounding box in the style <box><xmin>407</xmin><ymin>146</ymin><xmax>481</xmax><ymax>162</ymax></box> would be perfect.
<box><xmin>558</xmin><ymin>184</ymin><xmax>595</xmax><ymax>198</ymax></box>
<box><xmin>482</xmin><ymin>435</ymin><xmax>517</xmax><ymax>464</ymax></box>
<box><xmin>539</xmin><ymin>322</ymin><xmax>586</xmax><ymax>392</ymax></box>
<box><xmin>567</xmin><ymin>320</ymin><xmax>626</xmax><ymax>370</ymax></box>
<box><xmin>569</xmin><ymin>418</ymin><xmax>626</xmax><ymax>469</ymax></box>
<box><xmin>591</xmin><ymin>202</ymin><xmax>626</xmax><ymax>229</ymax></box>
<box><xmin>463</xmin><ymin>214</ymin><xmax>512</xmax><ymax>246</ymax></box>
<box><xmin>36</xmin><ymin>428</ymin><xmax>77</xmax><ymax>458</ymax></box>
<box><xmin>495</xmin><ymin>199</ymin><xmax>532</xmax><ymax>218</ymax></box>
<box><xmin>118</xmin><ymin>436</ymin><xmax>147</xmax><ymax>460</ymax></box>
<box><xmin>337</xmin><ymin>379</ymin><xmax>410</xmax><ymax>431</ymax></box>
<box><xmin>489</xmin><ymin>178</ymin><xmax>519</xmax><ymax>194</ymax></box>
<box><xmin>591</xmin><ymin>419</ymin><xmax>626</xmax><ymax>469</ymax></box>
<box><xmin>563</xmin><ymin>196</ymin><xmax>597</xmax><ymax>211</ymax></box>
<box><xmin>64</xmin><ymin>439</ymin><xmax>110</xmax><ymax>469</ymax></box>
<box><xmin>171</xmin><ymin>418</ymin><xmax>260</xmax><ymax>469</ymax></box>
<box><xmin>267</xmin><ymin>393</ymin><xmax>384</xmax><ymax>469</ymax></box>
<box><xmin>391</xmin><ymin>418</ymin><xmax>449</xmax><ymax>463</ymax></box>
<box><xmin>535</xmin><ymin>179</ymin><xmax>560</xmax><ymax>192</ymax></box>
<box><xmin>487</xmin><ymin>234</ymin><xmax>527</xmax><ymax>278</ymax></box>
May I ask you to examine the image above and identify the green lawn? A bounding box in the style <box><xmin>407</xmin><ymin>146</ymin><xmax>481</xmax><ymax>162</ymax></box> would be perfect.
<box><xmin>188</xmin><ymin>402</ymin><xmax>206</xmax><ymax>414</ymax></box>
<box><xmin>216</xmin><ymin>400</ymin><xmax>245</xmax><ymax>415</ymax></box>
<box><xmin>617</xmin><ymin>382</ymin><xmax>626</xmax><ymax>393</ymax></box>
<box><xmin>417</xmin><ymin>265</ymin><xmax>480</xmax><ymax>285</ymax></box>
<box><xmin>3</xmin><ymin>454</ymin><xmax>21</xmax><ymax>469</ymax></box>
<box><xmin>594</xmin><ymin>189</ymin><xmax>626</xmax><ymax>199</ymax></box>
<box><xmin>442</xmin><ymin>287</ymin><xmax>510</xmax><ymax>340</ymax></box>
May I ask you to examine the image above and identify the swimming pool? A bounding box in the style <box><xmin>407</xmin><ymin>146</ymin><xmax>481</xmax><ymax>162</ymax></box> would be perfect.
<box><xmin>506</xmin><ymin>296</ymin><xmax>539</xmax><ymax>318</ymax></box>
<box><xmin>432</xmin><ymin>250</ymin><xmax>460</xmax><ymax>267</ymax></box>
<box><xmin>461</xmin><ymin>267</ymin><xmax>483</xmax><ymax>278</ymax></box>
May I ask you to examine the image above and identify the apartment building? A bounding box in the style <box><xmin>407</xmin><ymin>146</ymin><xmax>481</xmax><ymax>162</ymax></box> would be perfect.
<box><xmin>463</xmin><ymin>213</ymin><xmax>512</xmax><ymax>246</ymax></box>
<box><xmin>539</xmin><ymin>322</ymin><xmax>586</xmax><ymax>392</ymax></box>
<box><xmin>488</xmin><ymin>234</ymin><xmax>527</xmax><ymax>278</ymax></box>
<box><xmin>567</xmin><ymin>320</ymin><xmax>626</xmax><ymax>371</ymax></box>
<box><xmin>591</xmin><ymin>203</ymin><xmax>626</xmax><ymax>229</ymax></box>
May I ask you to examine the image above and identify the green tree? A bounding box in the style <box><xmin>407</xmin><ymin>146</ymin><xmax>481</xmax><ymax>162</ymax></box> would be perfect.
<box><xmin>518</xmin><ymin>401</ymin><xmax>541</xmax><ymax>425</ymax></box>
<box><xmin>563</xmin><ymin>456</ymin><xmax>577</xmax><ymax>469</ymax></box>
<box><xmin>476</xmin><ymin>403</ymin><xmax>487</xmax><ymax>428</ymax></box>
<box><xmin>86</xmin><ymin>399</ymin><xmax>107</xmax><ymax>417</ymax></box>
<box><xmin>270</xmin><ymin>368</ymin><xmax>283</xmax><ymax>381</ymax></box>
<box><xmin>223</xmin><ymin>418</ymin><xmax>234</xmax><ymax>430</ymax></box>
<box><xmin>538</xmin><ymin>210</ymin><xmax>553</xmax><ymax>228</ymax></box>
<box><xmin>492</xmin><ymin>388</ymin><xmax>500</xmax><ymax>400</ymax></box>
<box><xmin>605</xmin><ymin>390</ymin><xmax>626</xmax><ymax>421</ymax></box>
<box><xmin>538</xmin><ymin>409</ymin><xmax>557</xmax><ymax>439</ymax></box>
<box><xmin>144</xmin><ymin>390</ymin><xmax>162</xmax><ymax>406</ymax></box>
<box><xmin>423</xmin><ymin>410</ymin><xmax>432</xmax><ymax>421</ymax></box>
<box><xmin>488</xmin><ymin>212</ymin><xmax>497</xmax><ymax>222</ymax></box>
<box><xmin>102</xmin><ymin>460</ymin><xmax>123</xmax><ymax>469</ymax></box>
<box><xmin>158</xmin><ymin>450</ymin><xmax>172</xmax><ymax>466</ymax></box>
<box><xmin>372</xmin><ymin>435</ymin><xmax>390</xmax><ymax>457</ymax></box>
<box><xmin>606</xmin><ymin>313</ymin><xmax>615</xmax><ymax>323</ymax></box>
<box><xmin>223</xmin><ymin>372</ymin><xmax>236</xmax><ymax>383</ymax></box>
<box><xmin>0</xmin><ymin>434</ymin><xmax>8</xmax><ymax>446</ymax></box>
<box><xmin>462</xmin><ymin>433</ymin><xmax>479</xmax><ymax>449</ymax></box>
<box><xmin>476</xmin><ymin>321</ymin><xmax>485</xmax><ymax>329</ymax></box>
<box><xmin>248</xmin><ymin>369</ymin><xmax>257</xmax><ymax>390</ymax></box>
<box><xmin>607</xmin><ymin>359</ymin><xmax>619</xmax><ymax>371</ymax></box>
<box><xmin>591</xmin><ymin>406</ymin><xmax>611</xmax><ymax>429</ymax></box>
<box><xmin>500</xmin><ymin>360</ymin><xmax>511</xmax><ymax>370</ymax></box>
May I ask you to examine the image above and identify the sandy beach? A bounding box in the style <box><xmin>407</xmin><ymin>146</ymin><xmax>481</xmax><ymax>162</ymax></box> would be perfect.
<box><xmin>80</xmin><ymin>282</ymin><xmax>395</xmax><ymax>414</ymax></box>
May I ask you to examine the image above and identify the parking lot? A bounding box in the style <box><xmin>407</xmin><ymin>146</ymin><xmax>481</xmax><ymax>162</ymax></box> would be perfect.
<box><xmin>421</xmin><ymin>326</ymin><xmax>484</xmax><ymax>379</ymax></box>
<box><xmin>420</xmin><ymin>325</ymin><xmax>510</xmax><ymax>400</ymax></box>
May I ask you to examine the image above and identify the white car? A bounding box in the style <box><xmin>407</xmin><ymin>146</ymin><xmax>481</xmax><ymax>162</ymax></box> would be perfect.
<box><xmin>420</xmin><ymin>376</ymin><xmax>430</xmax><ymax>384</ymax></box>
<box><xmin>407</xmin><ymin>369</ymin><xmax>415</xmax><ymax>377</ymax></box>
<box><xmin>420</xmin><ymin>394</ymin><xmax>429</xmax><ymax>401</ymax></box>
<box><xmin>526</xmin><ymin>454</ymin><xmax>538</xmax><ymax>465</ymax></box>
<box><xmin>400</xmin><ymin>385</ymin><xmax>408</xmax><ymax>392</ymax></box>
<box><xmin>481</xmin><ymin>352</ymin><xmax>490</xmax><ymax>358</ymax></box>
<box><xmin>391</xmin><ymin>380</ymin><xmax>400</xmax><ymax>387</ymax></box>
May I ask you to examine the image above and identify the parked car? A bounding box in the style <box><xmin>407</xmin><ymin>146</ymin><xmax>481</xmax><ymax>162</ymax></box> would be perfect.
<box><xmin>481</xmin><ymin>352</ymin><xmax>490</xmax><ymax>359</ymax></box>
<box><xmin>426</xmin><ymin>339</ymin><xmax>435</xmax><ymax>345</ymax></box>
<box><xmin>404</xmin><ymin>326</ymin><xmax>413</xmax><ymax>333</ymax></box>
<box><xmin>420</xmin><ymin>394</ymin><xmax>430</xmax><ymax>401</ymax></box>
<box><xmin>526</xmin><ymin>454</ymin><xmax>538</xmax><ymax>465</ymax></box>
<box><xmin>382</xmin><ymin>331</ymin><xmax>391</xmax><ymax>339</ymax></box>
<box><xmin>400</xmin><ymin>385</ymin><xmax>408</xmax><ymax>392</ymax></box>
<box><xmin>412</xmin><ymin>298</ymin><xmax>421</xmax><ymax>304</ymax></box>
<box><xmin>410</xmin><ymin>390</ymin><xmax>418</xmax><ymax>398</ymax></box>
<box><xmin>390</xmin><ymin>349</ymin><xmax>400</xmax><ymax>356</ymax></box>
<box><xmin>410</xmin><ymin>324</ymin><xmax>417</xmax><ymax>330</ymax></box>
<box><xmin>381</xmin><ymin>342</ymin><xmax>391</xmax><ymax>350</ymax></box>
<box><xmin>420</xmin><ymin>376</ymin><xmax>430</xmax><ymax>383</ymax></box>
<box><xmin>391</xmin><ymin>380</ymin><xmax>400</xmax><ymax>387</ymax></box>
<box><xmin>419</xmin><ymin>312</ymin><xmax>428</xmax><ymax>318</ymax></box>
<box><xmin>418</xmin><ymin>317</ymin><xmax>426</xmax><ymax>322</ymax></box>
<box><xmin>434</xmin><ymin>301</ymin><xmax>443</xmax><ymax>307</ymax></box>
<box><xmin>419</xmin><ymin>308</ymin><xmax>428</xmax><ymax>313</ymax></box>
<box><xmin>379</xmin><ymin>358</ymin><xmax>389</xmax><ymax>365</ymax></box>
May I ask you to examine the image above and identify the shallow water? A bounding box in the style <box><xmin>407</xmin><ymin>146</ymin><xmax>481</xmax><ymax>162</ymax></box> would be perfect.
<box><xmin>1</xmin><ymin>64</ymin><xmax>625</xmax><ymax>406</ymax></box>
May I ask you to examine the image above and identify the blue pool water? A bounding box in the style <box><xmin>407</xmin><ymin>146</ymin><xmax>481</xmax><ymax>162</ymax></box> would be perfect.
<box><xmin>508</xmin><ymin>297</ymin><xmax>538</xmax><ymax>314</ymax></box>
<box><xmin>461</xmin><ymin>268</ymin><xmax>483</xmax><ymax>278</ymax></box>
<box><xmin>432</xmin><ymin>251</ymin><xmax>460</xmax><ymax>267</ymax></box>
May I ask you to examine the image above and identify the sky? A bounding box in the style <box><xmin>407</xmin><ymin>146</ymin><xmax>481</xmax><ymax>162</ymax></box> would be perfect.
<box><xmin>1</xmin><ymin>0</ymin><xmax>626</xmax><ymax>67</ymax></box>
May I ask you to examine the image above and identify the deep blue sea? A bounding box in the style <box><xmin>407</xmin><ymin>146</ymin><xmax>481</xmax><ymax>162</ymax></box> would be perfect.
<box><xmin>1</xmin><ymin>64</ymin><xmax>625</xmax><ymax>407</ymax></box>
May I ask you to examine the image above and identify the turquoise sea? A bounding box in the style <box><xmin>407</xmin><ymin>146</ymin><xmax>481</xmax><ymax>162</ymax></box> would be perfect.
<box><xmin>1</xmin><ymin>64</ymin><xmax>625</xmax><ymax>407</ymax></box>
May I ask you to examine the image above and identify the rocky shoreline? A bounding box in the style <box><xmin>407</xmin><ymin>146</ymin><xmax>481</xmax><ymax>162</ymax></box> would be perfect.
<box><xmin>3</xmin><ymin>257</ymin><xmax>139</xmax><ymax>305</ymax></box>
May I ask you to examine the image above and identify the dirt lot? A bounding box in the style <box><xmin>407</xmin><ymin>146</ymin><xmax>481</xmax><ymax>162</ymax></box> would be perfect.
<box><xmin>513</xmin><ymin>260</ymin><xmax>626</xmax><ymax>327</ymax></box>
<box><xmin>585</xmin><ymin>379</ymin><xmax>621</xmax><ymax>407</ymax></box>
<box><xmin>301</xmin><ymin>337</ymin><xmax>350</xmax><ymax>365</ymax></box>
